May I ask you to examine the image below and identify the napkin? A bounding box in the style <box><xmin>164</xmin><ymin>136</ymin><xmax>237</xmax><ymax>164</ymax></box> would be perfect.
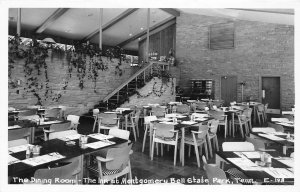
<box><xmin>85</xmin><ymin>140</ymin><xmax>115</xmax><ymax>149</ymax></box>
<box><xmin>262</xmin><ymin>168</ymin><xmax>294</xmax><ymax>179</ymax></box>
<box><xmin>88</xmin><ymin>133</ymin><xmax>114</xmax><ymax>140</ymax></box>
<box><xmin>181</xmin><ymin>121</ymin><xmax>197</xmax><ymax>125</ymax></box>
<box><xmin>22</xmin><ymin>152</ymin><xmax>65</xmax><ymax>166</ymax></box>
<box><xmin>40</xmin><ymin>120</ymin><xmax>62</xmax><ymax>125</ymax></box>
<box><xmin>227</xmin><ymin>158</ymin><xmax>262</xmax><ymax>171</ymax></box>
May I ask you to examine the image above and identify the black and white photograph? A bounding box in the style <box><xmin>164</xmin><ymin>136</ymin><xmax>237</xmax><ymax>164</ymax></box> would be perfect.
<box><xmin>0</xmin><ymin>0</ymin><xmax>299</xmax><ymax>191</ymax></box>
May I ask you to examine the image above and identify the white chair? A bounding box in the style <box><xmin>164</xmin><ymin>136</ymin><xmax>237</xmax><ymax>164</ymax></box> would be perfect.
<box><xmin>8</xmin><ymin>128</ymin><xmax>31</xmax><ymax>143</ymax></box>
<box><xmin>45</xmin><ymin>108</ymin><xmax>62</xmax><ymax>118</ymax></box>
<box><xmin>49</xmin><ymin>130</ymin><xmax>78</xmax><ymax>140</ymax></box>
<box><xmin>209</xmin><ymin>110</ymin><xmax>228</xmax><ymax>138</ymax></box>
<box><xmin>30</xmin><ymin>158</ymin><xmax>81</xmax><ymax>184</ymax></box>
<box><xmin>151</xmin><ymin>123</ymin><xmax>179</xmax><ymax>166</ymax></box>
<box><xmin>97</xmin><ymin>113</ymin><xmax>120</xmax><ymax>134</ymax></box>
<box><xmin>8</xmin><ymin>138</ymin><xmax>28</xmax><ymax>147</ymax></box>
<box><xmin>207</xmin><ymin>119</ymin><xmax>219</xmax><ymax>158</ymax></box>
<box><xmin>92</xmin><ymin>109</ymin><xmax>100</xmax><ymax>132</ymax></box>
<box><xmin>245</xmin><ymin>136</ymin><xmax>275</xmax><ymax>152</ymax></box>
<box><xmin>67</xmin><ymin>115</ymin><xmax>80</xmax><ymax>131</ymax></box>
<box><xmin>251</xmin><ymin>127</ymin><xmax>276</xmax><ymax>133</ymax></box>
<box><xmin>222</xmin><ymin>142</ymin><xmax>255</xmax><ymax>151</ymax></box>
<box><xmin>184</xmin><ymin>124</ymin><xmax>209</xmax><ymax>167</ymax></box>
<box><xmin>267</xmin><ymin>122</ymin><xmax>284</xmax><ymax>132</ymax></box>
<box><xmin>202</xmin><ymin>156</ymin><xmax>228</xmax><ymax>185</ymax></box>
<box><xmin>142</xmin><ymin>116</ymin><xmax>157</xmax><ymax>153</ymax></box>
<box><xmin>256</xmin><ymin>104</ymin><xmax>265</xmax><ymax>125</ymax></box>
<box><xmin>87</xmin><ymin>144</ymin><xmax>133</xmax><ymax>184</ymax></box>
<box><xmin>43</xmin><ymin>121</ymin><xmax>71</xmax><ymax>141</ymax></box>
<box><xmin>109</xmin><ymin>129</ymin><xmax>130</xmax><ymax>140</ymax></box>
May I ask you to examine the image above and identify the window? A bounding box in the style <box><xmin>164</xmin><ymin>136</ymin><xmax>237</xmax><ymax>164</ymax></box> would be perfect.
<box><xmin>209</xmin><ymin>22</ymin><xmax>234</xmax><ymax>50</ymax></box>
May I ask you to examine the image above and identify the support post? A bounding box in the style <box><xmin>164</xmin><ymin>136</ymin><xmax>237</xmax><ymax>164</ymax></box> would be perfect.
<box><xmin>99</xmin><ymin>8</ymin><xmax>103</xmax><ymax>49</ymax></box>
<box><xmin>146</xmin><ymin>8</ymin><xmax>150</xmax><ymax>63</ymax></box>
<box><xmin>17</xmin><ymin>8</ymin><xmax>21</xmax><ymax>36</ymax></box>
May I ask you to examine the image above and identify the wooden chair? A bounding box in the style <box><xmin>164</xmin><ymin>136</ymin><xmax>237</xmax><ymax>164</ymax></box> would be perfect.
<box><xmin>175</xmin><ymin>104</ymin><xmax>190</xmax><ymax>115</ymax></box>
<box><xmin>87</xmin><ymin>144</ymin><xmax>133</xmax><ymax>184</ymax></box>
<box><xmin>43</xmin><ymin>121</ymin><xmax>71</xmax><ymax>141</ymax></box>
<box><xmin>202</xmin><ymin>156</ymin><xmax>228</xmax><ymax>185</ymax></box>
<box><xmin>256</xmin><ymin>104</ymin><xmax>265</xmax><ymax>125</ymax></box>
<box><xmin>122</xmin><ymin>110</ymin><xmax>141</xmax><ymax>141</ymax></box>
<box><xmin>267</xmin><ymin>122</ymin><xmax>284</xmax><ymax>132</ymax></box>
<box><xmin>49</xmin><ymin>130</ymin><xmax>78</xmax><ymax>140</ymax></box>
<box><xmin>207</xmin><ymin>119</ymin><xmax>219</xmax><ymax>158</ymax></box>
<box><xmin>8</xmin><ymin>138</ymin><xmax>28</xmax><ymax>147</ymax></box>
<box><xmin>222</xmin><ymin>142</ymin><xmax>255</xmax><ymax>151</ymax></box>
<box><xmin>245</xmin><ymin>136</ymin><xmax>276</xmax><ymax>152</ymax></box>
<box><xmin>30</xmin><ymin>157</ymin><xmax>81</xmax><ymax>184</ymax></box>
<box><xmin>67</xmin><ymin>115</ymin><xmax>80</xmax><ymax>131</ymax></box>
<box><xmin>151</xmin><ymin>123</ymin><xmax>179</xmax><ymax>166</ymax></box>
<box><xmin>45</xmin><ymin>108</ymin><xmax>62</xmax><ymax>118</ymax></box>
<box><xmin>209</xmin><ymin>110</ymin><xmax>228</xmax><ymax>138</ymax></box>
<box><xmin>142</xmin><ymin>116</ymin><xmax>157</xmax><ymax>153</ymax></box>
<box><xmin>150</xmin><ymin>107</ymin><xmax>166</xmax><ymax>117</ymax></box>
<box><xmin>8</xmin><ymin>128</ymin><xmax>31</xmax><ymax>143</ymax></box>
<box><xmin>97</xmin><ymin>113</ymin><xmax>120</xmax><ymax>134</ymax></box>
<box><xmin>92</xmin><ymin>109</ymin><xmax>100</xmax><ymax>132</ymax></box>
<box><xmin>184</xmin><ymin>124</ymin><xmax>209</xmax><ymax>167</ymax></box>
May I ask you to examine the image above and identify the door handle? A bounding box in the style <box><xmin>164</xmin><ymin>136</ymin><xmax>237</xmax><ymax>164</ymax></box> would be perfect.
<box><xmin>262</xmin><ymin>90</ymin><xmax>265</xmax><ymax>99</ymax></box>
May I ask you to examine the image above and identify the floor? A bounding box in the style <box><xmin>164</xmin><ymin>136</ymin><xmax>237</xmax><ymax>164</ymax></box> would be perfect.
<box><xmin>77</xmin><ymin>115</ymin><xmax>290</xmax><ymax>185</ymax></box>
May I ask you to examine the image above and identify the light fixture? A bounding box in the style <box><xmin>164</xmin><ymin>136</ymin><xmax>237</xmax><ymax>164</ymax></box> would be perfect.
<box><xmin>140</xmin><ymin>27</ymin><xmax>144</xmax><ymax>30</ymax></box>
<box><xmin>42</xmin><ymin>38</ymin><xmax>56</xmax><ymax>44</ymax></box>
<box><xmin>64</xmin><ymin>29</ymin><xmax>71</xmax><ymax>33</ymax></box>
<box><xmin>138</xmin><ymin>38</ymin><xmax>141</xmax><ymax>40</ymax></box>
<box><xmin>129</xmin><ymin>33</ymin><xmax>132</xmax><ymax>37</ymax></box>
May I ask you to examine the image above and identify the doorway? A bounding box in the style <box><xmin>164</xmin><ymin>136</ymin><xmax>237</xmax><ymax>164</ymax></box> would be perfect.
<box><xmin>221</xmin><ymin>76</ymin><xmax>237</xmax><ymax>106</ymax></box>
<box><xmin>262</xmin><ymin>77</ymin><xmax>280</xmax><ymax>111</ymax></box>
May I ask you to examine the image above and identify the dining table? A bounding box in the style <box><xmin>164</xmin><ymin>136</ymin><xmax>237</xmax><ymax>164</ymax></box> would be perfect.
<box><xmin>8</xmin><ymin>133</ymin><xmax>127</xmax><ymax>184</ymax></box>
<box><xmin>249</xmin><ymin>131</ymin><xmax>294</xmax><ymax>155</ymax></box>
<box><xmin>215</xmin><ymin>150</ymin><xmax>294</xmax><ymax>184</ymax></box>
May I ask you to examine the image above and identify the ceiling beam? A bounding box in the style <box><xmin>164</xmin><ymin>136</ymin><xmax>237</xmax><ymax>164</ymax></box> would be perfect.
<box><xmin>35</xmin><ymin>8</ymin><xmax>70</xmax><ymax>33</ymax></box>
<box><xmin>159</xmin><ymin>8</ymin><xmax>180</xmax><ymax>17</ymax></box>
<box><xmin>83</xmin><ymin>8</ymin><xmax>139</xmax><ymax>41</ymax></box>
<box><xmin>228</xmin><ymin>8</ymin><xmax>294</xmax><ymax>15</ymax></box>
<box><xmin>118</xmin><ymin>16</ymin><xmax>176</xmax><ymax>48</ymax></box>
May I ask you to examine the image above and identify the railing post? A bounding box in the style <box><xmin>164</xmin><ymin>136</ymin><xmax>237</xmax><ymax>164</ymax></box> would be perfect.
<box><xmin>117</xmin><ymin>91</ymin><xmax>119</xmax><ymax>104</ymax></box>
<box><xmin>135</xmin><ymin>77</ymin><xmax>138</xmax><ymax>90</ymax></box>
<box><xmin>143</xmin><ymin>71</ymin><xmax>146</xmax><ymax>83</ymax></box>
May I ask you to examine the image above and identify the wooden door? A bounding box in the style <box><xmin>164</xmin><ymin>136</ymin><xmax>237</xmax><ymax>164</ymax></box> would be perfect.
<box><xmin>221</xmin><ymin>76</ymin><xmax>237</xmax><ymax>106</ymax></box>
<box><xmin>262</xmin><ymin>77</ymin><xmax>280</xmax><ymax>110</ymax></box>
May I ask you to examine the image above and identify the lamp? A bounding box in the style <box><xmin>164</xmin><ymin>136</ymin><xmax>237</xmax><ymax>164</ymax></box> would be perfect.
<box><xmin>42</xmin><ymin>38</ymin><xmax>56</xmax><ymax>44</ymax></box>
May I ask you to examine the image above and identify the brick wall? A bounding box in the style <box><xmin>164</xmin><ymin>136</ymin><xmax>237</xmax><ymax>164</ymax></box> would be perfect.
<box><xmin>120</xmin><ymin>77</ymin><xmax>176</xmax><ymax>108</ymax></box>
<box><xmin>174</xmin><ymin>12</ymin><xmax>294</xmax><ymax>110</ymax></box>
<box><xmin>8</xmin><ymin>51</ymin><xmax>135</xmax><ymax>115</ymax></box>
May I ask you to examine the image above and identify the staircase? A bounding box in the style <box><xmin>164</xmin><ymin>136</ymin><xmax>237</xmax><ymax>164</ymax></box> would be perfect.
<box><xmin>94</xmin><ymin>61</ymin><xmax>170</xmax><ymax>111</ymax></box>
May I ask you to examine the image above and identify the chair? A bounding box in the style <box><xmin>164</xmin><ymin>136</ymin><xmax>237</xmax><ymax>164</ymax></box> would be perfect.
<box><xmin>108</xmin><ymin>129</ymin><xmax>130</xmax><ymax>148</ymax></box>
<box><xmin>67</xmin><ymin>115</ymin><xmax>80</xmax><ymax>131</ymax></box>
<box><xmin>175</xmin><ymin>104</ymin><xmax>190</xmax><ymax>115</ymax></box>
<box><xmin>97</xmin><ymin>113</ymin><xmax>120</xmax><ymax>134</ymax></box>
<box><xmin>194</xmin><ymin>102</ymin><xmax>207</xmax><ymax>112</ymax></box>
<box><xmin>31</xmin><ymin>158</ymin><xmax>81</xmax><ymax>184</ymax></box>
<box><xmin>267</xmin><ymin>122</ymin><xmax>284</xmax><ymax>132</ymax></box>
<box><xmin>8</xmin><ymin>128</ymin><xmax>31</xmax><ymax>143</ymax></box>
<box><xmin>150</xmin><ymin>107</ymin><xmax>166</xmax><ymax>117</ymax></box>
<box><xmin>43</xmin><ymin>121</ymin><xmax>71</xmax><ymax>141</ymax></box>
<box><xmin>245</xmin><ymin>108</ymin><xmax>253</xmax><ymax>130</ymax></box>
<box><xmin>207</xmin><ymin>119</ymin><xmax>219</xmax><ymax>158</ymax></box>
<box><xmin>251</xmin><ymin>127</ymin><xmax>276</xmax><ymax>133</ymax></box>
<box><xmin>92</xmin><ymin>109</ymin><xmax>100</xmax><ymax>132</ymax></box>
<box><xmin>49</xmin><ymin>130</ymin><xmax>78</xmax><ymax>140</ymax></box>
<box><xmin>264</xmin><ymin>103</ymin><xmax>269</xmax><ymax>122</ymax></box>
<box><xmin>122</xmin><ymin>110</ymin><xmax>141</xmax><ymax>141</ymax></box>
<box><xmin>222</xmin><ymin>142</ymin><xmax>255</xmax><ymax>151</ymax></box>
<box><xmin>184</xmin><ymin>124</ymin><xmax>209</xmax><ymax>167</ymax></box>
<box><xmin>151</xmin><ymin>123</ymin><xmax>179</xmax><ymax>166</ymax></box>
<box><xmin>8</xmin><ymin>138</ymin><xmax>28</xmax><ymax>147</ymax></box>
<box><xmin>209</xmin><ymin>110</ymin><xmax>228</xmax><ymax>138</ymax></box>
<box><xmin>45</xmin><ymin>108</ymin><xmax>62</xmax><ymax>118</ymax></box>
<box><xmin>87</xmin><ymin>144</ymin><xmax>133</xmax><ymax>184</ymax></box>
<box><xmin>256</xmin><ymin>104</ymin><xmax>265</xmax><ymax>125</ymax></box>
<box><xmin>245</xmin><ymin>136</ymin><xmax>276</xmax><ymax>152</ymax></box>
<box><xmin>232</xmin><ymin>111</ymin><xmax>248</xmax><ymax>138</ymax></box>
<box><xmin>142</xmin><ymin>116</ymin><xmax>157</xmax><ymax>153</ymax></box>
<box><xmin>202</xmin><ymin>156</ymin><xmax>228</xmax><ymax>185</ymax></box>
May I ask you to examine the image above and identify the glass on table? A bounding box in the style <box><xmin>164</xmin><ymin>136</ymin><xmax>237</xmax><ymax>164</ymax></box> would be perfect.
<box><xmin>32</xmin><ymin>145</ymin><xmax>41</xmax><ymax>157</ymax></box>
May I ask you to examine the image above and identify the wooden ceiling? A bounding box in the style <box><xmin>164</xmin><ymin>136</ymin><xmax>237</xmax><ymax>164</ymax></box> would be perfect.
<box><xmin>8</xmin><ymin>8</ymin><xmax>293</xmax><ymax>51</ymax></box>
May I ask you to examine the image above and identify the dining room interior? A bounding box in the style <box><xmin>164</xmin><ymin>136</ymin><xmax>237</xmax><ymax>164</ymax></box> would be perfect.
<box><xmin>5</xmin><ymin>7</ymin><xmax>296</xmax><ymax>187</ymax></box>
